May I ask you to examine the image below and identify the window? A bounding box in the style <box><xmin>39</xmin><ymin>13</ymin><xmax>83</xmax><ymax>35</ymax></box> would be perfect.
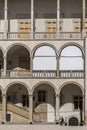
<box><xmin>19</xmin><ymin>21</ymin><xmax>31</xmax><ymax>39</ymax></box>
<box><xmin>6</xmin><ymin>114</ymin><xmax>11</xmax><ymax>122</ymax></box>
<box><xmin>7</xmin><ymin>95</ymin><xmax>11</xmax><ymax>101</ymax></box>
<box><xmin>7</xmin><ymin>94</ymin><xmax>17</xmax><ymax>102</ymax></box>
<box><xmin>85</xmin><ymin>22</ymin><xmax>87</xmax><ymax>32</ymax></box>
<box><xmin>22</xmin><ymin>95</ymin><xmax>29</xmax><ymax>107</ymax></box>
<box><xmin>74</xmin><ymin>21</ymin><xmax>81</xmax><ymax>32</ymax></box>
<box><xmin>46</xmin><ymin>21</ymin><xmax>62</xmax><ymax>38</ymax></box>
<box><xmin>74</xmin><ymin>96</ymin><xmax>83</xmax><ymax>110</ymax></box>
<box><xmin>19</xmin><ymin>57</ymin><xmax>30</xmax><ymax>69</ymax></box>
<box><xmin>74</xmin><ymin>20</ymin><xmax>87</xmax><ymax>33</ymax></box>
<box><xmin>38</xmin><ymin>91</ymin><xmax>46</xmax><ymax>102</ymax></box>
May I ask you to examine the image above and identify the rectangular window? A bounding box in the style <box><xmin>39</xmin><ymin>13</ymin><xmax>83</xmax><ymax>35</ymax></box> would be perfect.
<box><xmin>19</xmin><ymin>57</ymin><xmax>30</xmax><ymax>70</ymax></box>
<box><xmin>22</xmin><ymin>95</ymin><xmax>29</xmax><ymax>107</ymax></box>
<box><xmin>74</xmin><ymin>21</ymin><xmax>81</xmax><ymax>32</ymax></box>
<box><xmin>38</xmin><ymin>91</ymin><xmax>46</xmax><ymax>102</ymax></box>
<box><xmin>6</xmin><ymin>114</ymin><xmax>11</xmax><ymax>122</ymax></box>
<box><xmin>7</xmin><ymin>95</ymin><xmax>11</xmax><ymax>101</ymax></box>
<box><xmin>85</xmin><ymin>22</ymin><xmax>87</xmax><ymax>32</ymax></box>
<box><xmin>46</xmin><ymin>21</ymin><xmax>62</xmax><ymax>38</ymax></box>
<box><xmin>74</xmin><ymin>21</ymin><xmax>87</xmax><ymax>33</ymax></box>
<box><xmin>19</xmin><ymin>22</ymin><xmax>31</xmax><ymax>39</ymax></box>
<box><xmin>74</xmin><ymin>96</ymin><xmax>83</xmax><ymax>110</ymax></box>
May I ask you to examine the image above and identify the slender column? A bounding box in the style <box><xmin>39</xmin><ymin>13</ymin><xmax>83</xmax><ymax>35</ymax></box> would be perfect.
<box><xmin>55</xmin><ymin>94</ymin><xmax>60</xmax><ymax>122</ymax></box>
<box><xmin>85</xmin><ymin>39</ymin><xmax>87</xmax><ymax>124</ymax></box>
<box><xmin>3</xmin><ymin>56</ymin><xmax>7</xmax><ymax>77</ymax></box>
<box><xmin>82</xmin><ymin>95</ymin><xmax>85</xmax><ymax>122</ymax></box>
<box><xmin>31</xmin><ymin>0</ymin><xmax>34</xmax><ymax>39</ymax></box>
<box><xmin>57</xmin><ymin>56</ymin><xmax>59</xmax><ymax>77</ymax></box>
<box><xmin>2</xmin><ymin>94</ymin><xmax>7</xmax><ymax>123</ymax></box>
<box><xmin>4</xmin><ymin>0</ymin><xmax>8</xmax><ymax>39</ymax></box>
<box><xmin>29</xmin><ymin>93</ymin><xmax>33</xmax><ymax>123</ymax></box>
<box><xmin>82</xmin><ymin>0</ymin><xmax>86</xmax><ymax>38</ymax></box>
<box><xmin>56</xmin><ymin>0</ymin><xmax>60</xmax><ymax>39</ymax></box>
<box><xmin>30</xmin><ymin>55</ymin><xmax>33</xmax><ymax>77</ymax></box>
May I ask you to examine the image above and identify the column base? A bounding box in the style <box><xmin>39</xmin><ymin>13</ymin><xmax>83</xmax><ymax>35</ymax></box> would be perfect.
<box><xmin>85</xmin><ymin>116</ymin><xmax>87</xmax><ymax>125</ymax></box>
<box><xmin>1</xmin><ymin>122</ymin><xmax>5</xmax><ymax>124</ymax></box>
<box><xmin>29</xmin><ymin>121</ymin><xmax>33</xmax><ymax>124</ymax></box>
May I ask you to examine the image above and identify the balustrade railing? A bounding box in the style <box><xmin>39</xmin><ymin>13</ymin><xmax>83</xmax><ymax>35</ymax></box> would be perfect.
<box><xmin>4</xmin><ymin>70</ymin><xmax>84</xmax><ymax>78</ymax></box>
<box><xmin>7</xmin><ymin>32</ymin><xmax>31</xmax><ymax>40</ymax></box>
<box><xmin>60</xmin><ymin>32</ymin><xmax>82</xmax><ymax>39</ymax></box>
<box><xmin>6</xmin><ymin>70</ymin><xmax>31</xmax><ymax>77</ymax></box>
<box><xmin>33</xmin><ymin>70</ymin><xmax>57</xmax><ymax>78</ymax></box>
<box><xmin>59</xmin><ymin>70</ymin><xmax>84</xmax><ymax>78</ymax></box>
<box><xmin>0</xmin><ymin>32</ymin><xmax>82</xmax><ymax>40</ymax></box>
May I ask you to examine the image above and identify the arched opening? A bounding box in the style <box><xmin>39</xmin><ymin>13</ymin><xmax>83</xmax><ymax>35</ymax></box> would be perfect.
<box><xmin>60</xmin><ymin>84</ymin><xmax>83</xmax><ymax>125</ymax></box>
<box><xmin>7</xmin><ymin>45</ymin><xmax>30</xmax><ymax>77</ymax></box>
<box><xmin>33</xmin><ymin>46</ymin><xmax>57</xmax><ymax>77</ymax></box>
<box><xmin>6</xmin><ymin>83</ymin><xmax>29</xmax><ymax>123</ymax></box>
<box><xmin>59</xmin><ymin>45</ymin><xmax>83</xmax><ymax>70</ymax></box>
<box><xmin>0</xmin><ymin>89</ymin><xmax>2</xmax><ymax>122</ymax></box>
<box><xmin>69</xmin><ymin>117</ymin><xmax>79</xmax><ymax>126</ymax></box>
<box><xmin>33</xmin><ymin>83</ymin><xmax>55</xmax><ymax>123</ymax></box>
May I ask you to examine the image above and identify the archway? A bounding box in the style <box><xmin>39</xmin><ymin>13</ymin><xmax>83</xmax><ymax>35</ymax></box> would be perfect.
<box><xmin>60</xmin><ymin>83</ymin><xmax>83</xmax><ymax>124</ymax></box>
<box><xmin>7</xmin><ymin>45</ymin><xmax>30</xmax><ymax>77</ymax></box>
<box><xmin>6</xmin><ymin>83</ymin><xmax>29</xmax><ymax>123</ymax></box>
<box><xmin>33</xmin><ymin>83</ymin><xmax>55</xmax><ymax>122</ymax></box>
<box><xmin>33</xmin><ymin>45</ymin><xmax>57</xmax><ymax>70</ymax></box>
<box><xmin>59</xmin><ymin>45</ymin><xmax>83</xmax><ymax>70</ymax></box>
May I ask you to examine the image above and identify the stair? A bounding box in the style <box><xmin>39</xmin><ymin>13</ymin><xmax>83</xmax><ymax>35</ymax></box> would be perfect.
<box><xmin>7</xmin><ymin>102</ymin><xmax>29</xmax><ymax>119</ymax></box>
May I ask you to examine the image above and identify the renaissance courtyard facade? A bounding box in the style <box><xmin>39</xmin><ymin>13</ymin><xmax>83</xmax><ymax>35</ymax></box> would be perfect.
<box><xmin>0</xmin><ymin>0</ymin><xmax>87</xmax><ymax>126</ymax></box>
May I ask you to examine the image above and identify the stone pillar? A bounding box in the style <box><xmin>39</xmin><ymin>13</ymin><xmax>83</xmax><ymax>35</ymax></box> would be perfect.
<box><xmin>2</xmin><ymin>94</ymin><xmax>7</xmax><ymax>123</ymax></box>
<box><xmin>30</xmin><ymin>55</ymin><xmax>33</xmax><ymax>77</ymax></box>
<box><xmin>31</xmin><ymin>0</ymin><xmax>34</xmax><ymax>39</ymax></box>
<box><xmin>3</xmin><ymin>56</ymin><xmax>7</xmax><ymax>77</ymax></box>
<box><xmin>56</xmin><ymin>0</ymin><xmax>60</xmax><ymax>39</ymax></box>
<box><xmin>85</xmin><ymin>38</ymin><xmax>87</xmax><ymax>124</ymax></box>
<box><xmin>29</xmin><ymin>93</ymin><xmax>33</xmax><ymax>123</ymax></box>
<box><xmin>55</xmin><ymin>93</ymin><xmax>60</xmax><ymax>122</ymax></box>
<box><xmin>82</xmin><ymin>95</ymin><xmax>85</xmax><ymax>122</ymax></box>
<box><xmin>57</xmin><ymin>56</ymin><xmax>59</xmax><ymax>77</ymax></box>
<box><xmin>82</xmin><ymin>0</ymin><xmax>86</xmax><ymax>38</ymax></box>
<box><xmin>4</xmin><ymin>0</ymin><xmax>8</xmax><ymax>39</ymax></box>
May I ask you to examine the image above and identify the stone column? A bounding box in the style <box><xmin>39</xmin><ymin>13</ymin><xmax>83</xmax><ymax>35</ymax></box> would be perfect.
<box><xmin>31</xmin><ymin>0</ymin><xmax>34</xmax><ymax>39</ymax></box>
<box><xmin>82</xmin><ymin>0</ymin><xmax>86</xmax><ymax>38</ymax></box>
<box><xmin>4</xmin><ymin>0</ymin><xmax>8</xmax><ymax>39</ymax></box>
<box><xmin>57</xmin><ymin>56</ymin><xmax>59</xmax><ymax>77</ymax></box>
<box><xmin>56</xmin><ymin>0</ymin><xmax>60</xmax><ymax>39</ymax></box>
<box><xmin>2</xmin><ymin>94</ymin><xmax>7</xmax><ymax>123</ymax></box>
<box><xmin>55</xmin><ymin>93</ymin><xmax>60</xmax><ymax>122</ymax></box>
<box><xmin>29</xmin><ymin>93</ymin><xmax>33</xmax><ymax>123</ymax></box>
<box><xmin>3</xmin><ymin>56</ymin><xmax>7</xmax><ymax>77</ymax></box>
<box><xmin>85</xmin><ymin>38</ymin><xmax>87</xmax><ymax>124</ymax></box>
<box><xmin>82</xmin><ymin>95</ymin><xmax>85</xmax><ymax>122</ymax></box>
<box><xmin>30</xmin><ymin>55</ymin><xmax>33</xmax><ymax>77</ymax></box>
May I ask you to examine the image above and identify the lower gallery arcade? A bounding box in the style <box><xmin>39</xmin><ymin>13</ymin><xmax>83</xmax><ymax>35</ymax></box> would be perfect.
<box><xmin>0</xmin><ymin>82</ymin><xmax>84</xmax><ymax>126</ymax></box>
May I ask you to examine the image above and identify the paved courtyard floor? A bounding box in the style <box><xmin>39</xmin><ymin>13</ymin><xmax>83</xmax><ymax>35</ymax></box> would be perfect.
<box><xmin>0</xmin><ymin>124</ymin><xmax>87</xmax><ymax>130</ymax></box>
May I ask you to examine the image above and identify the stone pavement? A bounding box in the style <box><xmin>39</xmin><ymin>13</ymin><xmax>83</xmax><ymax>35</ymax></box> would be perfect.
<box><xmin>0</xmin><ymin>125</ymin><xmax>87</xmax><ymax>130</ymax></box>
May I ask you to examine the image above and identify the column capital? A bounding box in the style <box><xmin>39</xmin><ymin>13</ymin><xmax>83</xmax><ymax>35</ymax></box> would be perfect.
<box><xmin>56</xmin><ymin>94</ymin><xmax>60</xmax><ymax>98</ymax></box>
<box><xmin>2</xmin><ymin>94</ymin><xmax>7</xmax><ymax>98</ymax></box>
<box><xmin>28</xmin><ymin>94</ymin><xmax>33</xmax><ymax>97</ymax></box>
<box><xmin>3</xmin><ymin>56</ymin><xmax>7</xmax><ymax>59</ymax></box>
